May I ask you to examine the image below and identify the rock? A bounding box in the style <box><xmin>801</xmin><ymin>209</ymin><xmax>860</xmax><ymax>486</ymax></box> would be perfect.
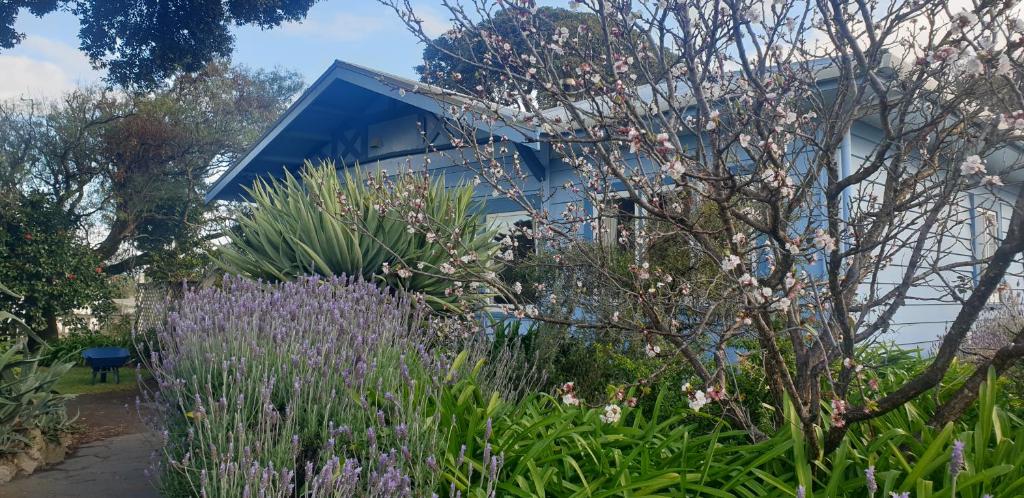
<box><xmin>13</xmin><ymin>451</ymin><xmax>39</xmax><ymax>474</ymax></box>
<box><xmin>42</xmin><ymin>441</ymin><xmax>67</xmax><ymax>465</ymax></box>
<box><xmin>0</xmin><ymin>457</ymin><xmax>17</xmax><ymax>483</ymax></box>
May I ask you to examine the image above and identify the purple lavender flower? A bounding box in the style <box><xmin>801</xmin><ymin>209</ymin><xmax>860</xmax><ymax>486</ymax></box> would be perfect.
<box><xmin>890</xmin><ymin>493</ymin><xmax>910</xmax><ymax>498</ymax></box>
<box><xmin>866</xmin><ymin>465</ymin><xmax>877</xmax><ymax>496</ymax></box>
<box><xmin>796</xmin><ymin>485</ymin><xmax>806</xmax><ymax>498</ymax></box>
<box><xmin>950</xmin><ymin>439</ymin><xmax>965</xmax><ymax>478</ymax></box>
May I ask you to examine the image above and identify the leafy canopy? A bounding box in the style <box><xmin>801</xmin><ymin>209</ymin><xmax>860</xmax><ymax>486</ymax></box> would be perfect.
<box><xmin>2</xmin><ymin>0</ymin><xmax>317</xmax><ymax>88</ymax></box>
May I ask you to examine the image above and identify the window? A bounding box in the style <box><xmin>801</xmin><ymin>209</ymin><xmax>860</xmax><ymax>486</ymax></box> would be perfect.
<box><xmin>974</xmin><ymin>207</ymin><xmax>1002</xmax><ymax>303</ymax></box>
<box><xmin>976</xmin><ymin>208</ymin><xmax>999</xmax><ymax>262</ymax></box>
<box><xmin>486</xmin><ymin>210</ymin><xmax>535</xmax><ymax>260</ymax></box>
<box><xmin>598</xmin><ymin>195</ymin><xmax>638</xmax><ymax>249</ymax></box>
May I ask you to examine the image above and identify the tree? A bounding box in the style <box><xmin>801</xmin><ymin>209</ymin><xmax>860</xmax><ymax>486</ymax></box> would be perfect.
<box><xmin>382</xmin><ymin>0</ymin><xmax>1024</xmax><ymax>454</ymax></box>
<box><xmin>1</xmin><ymin>0</ymin><xmax>316</xmax><ymax>88</ymax></box>
<box><xmin>0</xmin><ymin>62</ymin><xmax>302</xmax><ymax>283</ymax></box>
<box><xmin>0</xmin><ymin>193</ymin><xmax>113</xmax><ymax>345</ymax></box>
<box><xmin>417</xmin><ymin>6</ymin><xmax>639</xmax><ymax>107</ymax></box>
<box><xmin>0</xmin><ymin>62</ymin><xmax>300</xmax><ymax>342</ymax></box>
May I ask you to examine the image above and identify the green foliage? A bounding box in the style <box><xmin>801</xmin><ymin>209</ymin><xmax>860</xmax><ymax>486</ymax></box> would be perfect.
<box><xmin>39</xmin><ymin>317</ymin><xmax>137</xmax><ymax>367</ymax></box>
<box><xmin>440</xmin><ymin>368</ymin><xmax>1024</xmax><ymax>497</ymax></box>
<box><xmin>0</xmin><ymin>63</ymin><xmax>302</xmax><ymax>283</ymax></box>
<box><xmin>216</xmin><ymin>161</ymin><xmax>501</xmax><ymax>315</ymax></box>
<box><xmin>0</xmin><ymin>193</ymin><xmax>114</xmax><ymax>342</ymax></box>
<box><xmin>2</xmin><ymin>0</ymin><xmax>316</xmax><ymax>88</ymax></box>
<box><xmin>0</xmin><ymin>339</ymin><xmax>74</xmax><ymax>453</ymax></box>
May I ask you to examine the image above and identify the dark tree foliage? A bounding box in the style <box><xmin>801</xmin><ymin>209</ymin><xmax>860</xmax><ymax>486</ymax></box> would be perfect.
<box><xmin>0</xmin><ymin>193</ymin><xmax>114</xmax><ymax>345</ymax></box>
<box><xmin>0</xmin><ymin>62</ymin><xmax>302</xmax><ymax>283</ymax></box>
<box><xmin>418</xmin><ymin>7</ymin><xmax>604</xmax><ymax>107</ymax></box>
<box><xmin>0</xmin><ymin>0</ymin><xmax>317</xmax><ymax>88</ymax></box>
<box><xmin>0</xmin><ymin>0</ymin><xmax>59</xmax><ymax>49</ymax></box>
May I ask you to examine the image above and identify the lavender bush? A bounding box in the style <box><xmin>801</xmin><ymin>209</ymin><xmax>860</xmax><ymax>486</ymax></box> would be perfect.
<box><xmin>149</xmin><ymin>275</ymin><xmax>467</xmax><ymax>497</ymax></box>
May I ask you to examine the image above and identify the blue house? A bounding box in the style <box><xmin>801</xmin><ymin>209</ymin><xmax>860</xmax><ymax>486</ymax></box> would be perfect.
<box><xmin>207</xmin><ymin>60</ymin><xmax>1024</xmax><ymax>346</ymax></box>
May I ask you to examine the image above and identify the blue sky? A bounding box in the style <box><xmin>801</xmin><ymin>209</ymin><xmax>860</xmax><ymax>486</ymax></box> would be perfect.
<box><xmin>0</xmin><ymin>1</ymin><xmax>453</xmax><ymax>99</ymax></box>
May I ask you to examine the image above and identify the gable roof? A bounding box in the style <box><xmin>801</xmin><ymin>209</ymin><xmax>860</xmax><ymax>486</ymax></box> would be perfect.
<box><xmin>206</xmin><ymin>60</ymin><xmax>540</xmax><ymax>202</ymax></box>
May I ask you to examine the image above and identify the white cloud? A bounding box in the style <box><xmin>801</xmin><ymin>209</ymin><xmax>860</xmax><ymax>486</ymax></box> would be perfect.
<box><xmin>413</xmin><ymin>7</ymin><xmax>451</xmax><ymax>38</ymax></box>
<box><xmin>279</xmin><ymin>12</ymin><xmax>388</xmax><ymax>41</ymax></box>
<box><xmin>0</xmin><ymin>36</ymin><xmax>102</xmax><ymax>100</ymax></box>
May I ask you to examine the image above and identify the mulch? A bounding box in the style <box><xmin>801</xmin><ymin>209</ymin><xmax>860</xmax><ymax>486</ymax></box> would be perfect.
<box><xmin>65</xmin><ymin>383</ymin><xmax>155</xmax><ymax>445</ymax></box>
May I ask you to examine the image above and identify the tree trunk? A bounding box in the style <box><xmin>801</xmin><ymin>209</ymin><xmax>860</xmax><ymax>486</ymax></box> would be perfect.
<box><xmin>28</xmin><ymin>313</ymin><xmax>60</xmax><ymax>352</ymax></box>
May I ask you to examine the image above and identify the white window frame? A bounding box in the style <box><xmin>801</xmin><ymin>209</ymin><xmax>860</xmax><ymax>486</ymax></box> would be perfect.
<box><xmin>974</xmin><ymin>206</ymin><xmax>1002</xmax><ymax>303</ymax></box>
<box><xmin>485</xmin><ymin>210</ymin><xmax>538</xmax><ymax>256</ymax></box>
<box><xmin>592</xmin><ymin>185</ymin><xmax>683</xmax><ymax>256</ymax></box>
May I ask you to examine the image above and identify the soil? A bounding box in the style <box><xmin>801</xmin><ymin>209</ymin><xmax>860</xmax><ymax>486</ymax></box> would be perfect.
<box><xmin>66</xmin><ymin>388</ymin><xmax>153</xmax><ymax>444</ymax></box>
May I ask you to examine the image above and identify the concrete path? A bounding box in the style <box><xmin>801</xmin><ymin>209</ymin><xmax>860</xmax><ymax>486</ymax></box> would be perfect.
<box><xmin>1</xmin><ymin>432</ymin><xmax>160</xmax><ymax>498</ymax></box>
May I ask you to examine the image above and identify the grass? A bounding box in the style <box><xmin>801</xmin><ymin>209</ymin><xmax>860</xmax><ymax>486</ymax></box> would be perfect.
<box><xmin>47</xmin><ymin>365</ymin><xmax>151</xmax><ymax>395</ymax></box>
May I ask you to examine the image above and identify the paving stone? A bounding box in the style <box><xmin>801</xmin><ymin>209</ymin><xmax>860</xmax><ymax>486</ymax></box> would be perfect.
<box><xmin>1</xmin><ymin>433</ymin><xmax>161</xmax><ymax>498</ymax></box>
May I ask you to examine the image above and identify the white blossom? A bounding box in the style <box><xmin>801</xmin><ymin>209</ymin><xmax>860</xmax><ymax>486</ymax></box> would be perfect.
<box><xmin>688</xmin><ymin>390</ymin><xmax>709</xmax><ymax>411</ymax></box>
<box><xmin>600</xmin><ymin>404</ymin><xmax>622</xmax><ymax>423</ymax></box>
<box><xmin>981</xmin><ymin>175</ymin><xmax>1004</xmax><ymax>186</ymax></box>
<box><xmin>721</xmin><ymin>254</ymin><xmax>741</xmax><ymax>271</ymax></box>
<box><xmin>645</xmin><ymin>343</ymin><xmax>661</xmax><ymax>358</ymax></box>
<box><xmin>813</xmin><ymin>229</ymin><xmax>837</xmax><ymax>252</ymax></box>
<box><xmin>961</xmin><ymin>155</ymin><xmax>987</xmax><ymax>176</ymax></box>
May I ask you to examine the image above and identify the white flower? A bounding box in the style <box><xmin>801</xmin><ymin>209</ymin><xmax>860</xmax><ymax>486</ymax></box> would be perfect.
<box><xmin>600</xmin><ymin>404</ymin><xmax>622</xmax><ymax>423</ymax></box>
<box><xmin>739</xmin><ymin>134</ymin><xmax>751</xmax><ymax>148</ymax></box>
<box><xmin>996</xmin><ymin>54</ymin><xmax>1013</xmax><ymax>76</ymax></box>
<box><xmin>721</xmin><ymin>254</ymin><xmax>741</xmax><ymax>271</ymax></box>
<box><xmin>739</xmin><ymin>273</ymin><xmax>758</xmax><ymax>287</ymax></box>
<box><xmin>396</xmin><ymin>268</ymin><xmax>412</xmax><ymax>279</ymax></box>
<box><xmin>813</xmin><ymin>229</ymin><xmax>837</xmax><ymax>252</ymax></box>
<box><xmin>732</xmin><ymin>233</ymin><xmax>747</xmax><ymax>245</ymax></box>
<box><xmin>439</xmin><ymin>262</ymin><xmax>456</xmax><ymax>274</ymax></box>
<box><xmin>961</xmin><ymin>155</ymin><xmax>987</xmax><ymax>175</ymax></box>
<box><xmin>964</xmin><ymin>55</ymin><xmax>985</xmax><ymax>76</ymax></box>
<box><xmin>981</xmin><ymin>175</ymin><xmax>1004</xmax><ymax>186</ymax></box>
<box><xmin>688</xmin><ymin>390</ymin><xmax>708</xmax><ymax>411</ymax></box>
<box><xmin>645</xmin><ymin>343</ymin><xmax>661</xmax><ymax>358</ymax></box>
<box><xmin>656</xmin><ymin>132</ymin><xmax>675</xmax><ymax>150</ymax></box>
<box><xmin>770</xmin><ymin>297</ymin><xmax>791</xmax><ymax>312</ymax></box>
<box><xmin>785</xmin><ymin>273</ymin><xmax>797</xmax><ymax>289</ymax></box>
<box><xmin>562</xmin><ymin>393</ymin><xmax>580</xmax><ymax>406</ymax></box>
<box><xmin>512</xmin><ymin>281</ymin><xmax>523</xmax><ymax>294</ymax></box>
<box><xmin>663</xmin><ymin>159</ymin><xmax>686</xmax><ymax>179</ymax></box>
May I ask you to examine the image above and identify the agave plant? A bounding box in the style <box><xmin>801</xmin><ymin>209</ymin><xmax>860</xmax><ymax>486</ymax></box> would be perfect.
<box><xmin>0</xmin><ymin>339</ymin><xmax>74</xmax><ymax>454</ymax></box>
<box><xmin>216</xmin><ymin>161</ymin><xmax>501</xmax><ymax>315</ymax></box>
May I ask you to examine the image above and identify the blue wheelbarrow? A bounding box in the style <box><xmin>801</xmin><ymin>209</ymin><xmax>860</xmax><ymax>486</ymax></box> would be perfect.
<box><xmin>82</xmin><ymin>347</ymin><xmax>131</xmax><ymax>384</ymax></box>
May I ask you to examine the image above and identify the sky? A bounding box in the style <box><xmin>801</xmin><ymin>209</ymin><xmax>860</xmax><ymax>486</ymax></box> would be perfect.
<box><xmin>0</xmin><ymin>1</ymin><xmax>454</xmax><ymax>100</ymax></box>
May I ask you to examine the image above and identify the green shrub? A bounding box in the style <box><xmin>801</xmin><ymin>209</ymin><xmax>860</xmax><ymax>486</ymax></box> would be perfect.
<box><xmin>39</xmin><ymin>318</ymin><xmax>137</xmax><ymax>366</ymax></box>
<box><xmin>442</xmin><ymin>368</ymin><xmax>1023</xmax><ymax>497</ymax></box>
<box><xmin>215</xmin><ymin>161</ymin><xmax>500</xmax><ymax>316</ymax></box>
<box><xmin>0</xmin><ymin>339</ymin><xmax>74</xmax><ymax>454</ymax></box>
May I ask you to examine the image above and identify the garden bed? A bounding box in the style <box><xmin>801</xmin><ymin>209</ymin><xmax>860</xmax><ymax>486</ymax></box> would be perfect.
<box><xmin>0</xmin><ymin>428</ymin><xmax>74</xmax><ymax>483</ymax></box>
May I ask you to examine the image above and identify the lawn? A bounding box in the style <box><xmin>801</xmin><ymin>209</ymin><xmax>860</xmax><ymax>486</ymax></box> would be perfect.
<box><xmin>50</xmin><ymin>365</ymin><xmax>152</xmax><ymax>395</ymax></box>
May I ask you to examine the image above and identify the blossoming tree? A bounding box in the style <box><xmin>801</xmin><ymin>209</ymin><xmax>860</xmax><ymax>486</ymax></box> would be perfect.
<box><xmin>378</xmin><ymin>0</ymin><xmax>1024</xmax><ymax>453</ymax></box>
